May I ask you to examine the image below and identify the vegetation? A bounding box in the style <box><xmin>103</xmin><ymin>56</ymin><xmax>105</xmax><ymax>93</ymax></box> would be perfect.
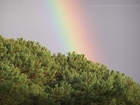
<box><xmin>0</xmin><ymin>35</ymin><xmax>140</xmax><ymax>105</ymax></box>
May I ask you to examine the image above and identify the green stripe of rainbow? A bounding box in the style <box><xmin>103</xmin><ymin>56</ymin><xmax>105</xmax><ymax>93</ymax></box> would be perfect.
<box><xmin>37</xmin><ymin>0</ymin><xmax>99</xmax><ymax>61</ymax></box>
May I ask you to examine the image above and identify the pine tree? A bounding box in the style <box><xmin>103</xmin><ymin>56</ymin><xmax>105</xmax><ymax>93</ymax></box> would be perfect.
<box><xmin>0</xmin><ymin>35</ymin><xmax>140</xmax><ymax>105</ymax></box>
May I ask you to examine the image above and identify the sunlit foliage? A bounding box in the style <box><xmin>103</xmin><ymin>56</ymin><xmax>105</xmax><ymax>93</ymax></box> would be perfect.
<box><xmin>0</xmin><ymin>35</ymin><xmax>140</xmax><ymax>105</ymax></box>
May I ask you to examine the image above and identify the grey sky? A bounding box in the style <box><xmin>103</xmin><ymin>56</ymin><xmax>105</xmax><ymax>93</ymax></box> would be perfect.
<box><xmin>0</xmin><ymin>0</ymin><xmax>140</xmax><ymax>83</ymax></box>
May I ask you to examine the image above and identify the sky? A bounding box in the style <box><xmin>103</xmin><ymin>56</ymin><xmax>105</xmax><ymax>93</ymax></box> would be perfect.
<box><xmin>0</xmin><ymin>0</ymin><xmax>140</xmax><ymax>83</ymax></box>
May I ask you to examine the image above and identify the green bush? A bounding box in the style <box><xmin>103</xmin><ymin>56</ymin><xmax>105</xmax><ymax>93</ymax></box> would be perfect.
<box><xmin>0</xmin><ymin>35</ymin><xmax>140</xmax><ymax>105</ymax></box>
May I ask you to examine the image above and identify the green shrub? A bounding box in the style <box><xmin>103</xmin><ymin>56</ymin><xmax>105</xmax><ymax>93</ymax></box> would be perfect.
<box><xmin>0</xmin><ymin>35</ymin><xmax>140</xmax><ymax>105</ymax></box>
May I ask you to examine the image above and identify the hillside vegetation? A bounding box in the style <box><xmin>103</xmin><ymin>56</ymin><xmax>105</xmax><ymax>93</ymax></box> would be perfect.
<box><xmin>0</xmin><ymin>35</ymin><xmax>140</xmax><ymax>105</ymax></box>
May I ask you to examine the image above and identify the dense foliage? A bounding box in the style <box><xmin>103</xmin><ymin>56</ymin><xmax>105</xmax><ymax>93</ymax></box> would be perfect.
<box><xmin>0</xmin><ymin>35</ymin><xmax>140</xmax><ymax>105</ymax></box>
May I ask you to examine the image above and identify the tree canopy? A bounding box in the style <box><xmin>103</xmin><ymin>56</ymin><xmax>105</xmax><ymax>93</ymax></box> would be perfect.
<box><xmin>0</xmin><ymin>35</ymin><xmax>140</xmax><ymax>105</ymax></box>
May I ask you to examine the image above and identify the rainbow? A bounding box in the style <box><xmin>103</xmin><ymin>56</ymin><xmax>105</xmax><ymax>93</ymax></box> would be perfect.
<box><xmin>36</xmin><ymin>0</ymin><xmax>99</xmax><ymax>61</ymax></box>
